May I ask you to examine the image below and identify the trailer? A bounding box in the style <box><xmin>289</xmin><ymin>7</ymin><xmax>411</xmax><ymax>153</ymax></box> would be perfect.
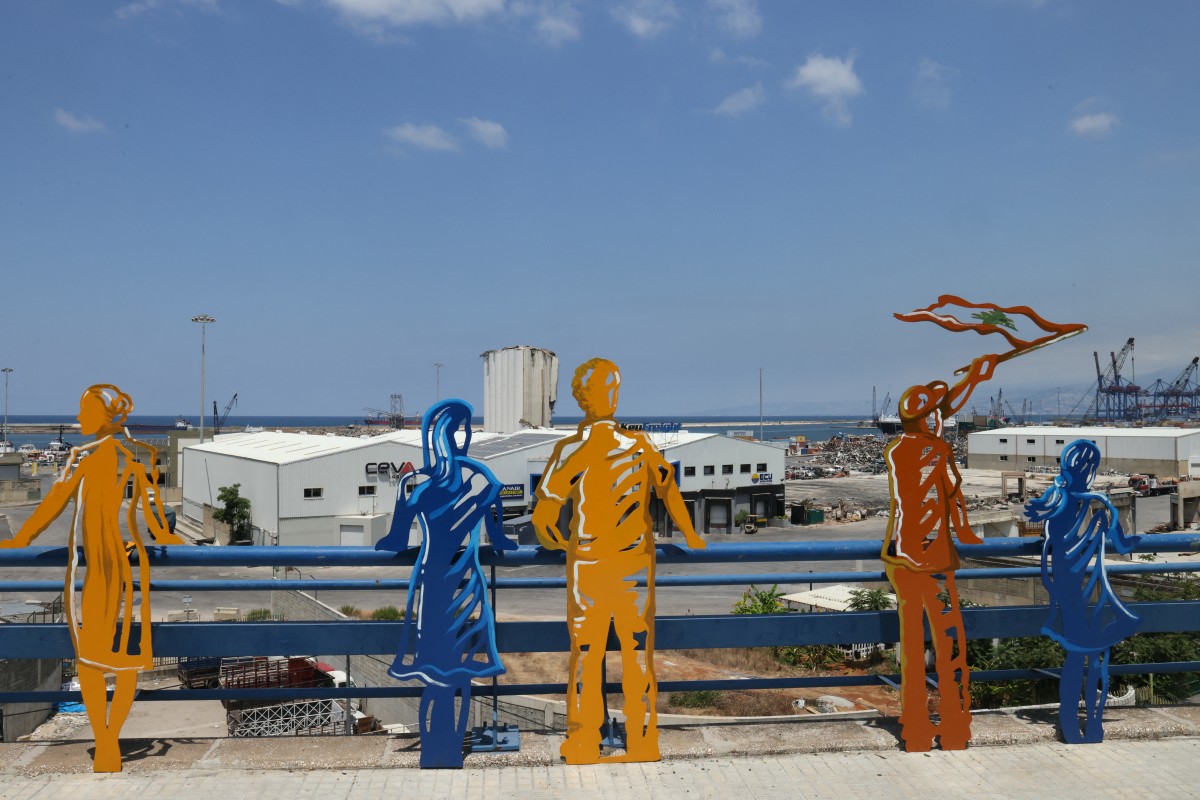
<box><xmin>176</xmin><ymin>656</ymin><xmax>223</xmax><ymax>689</ymax></box>
<box><xmin>1129</xmin><ymin>474</ymin><xmax>1178</xmax><ymax>497</ymax></box>
<box><xmin>217</xmin><ymin>656</ymin><xmax>365</xmax><ymax>737</ymax></box>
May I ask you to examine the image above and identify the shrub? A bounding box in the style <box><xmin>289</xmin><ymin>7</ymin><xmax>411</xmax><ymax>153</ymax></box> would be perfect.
<box><xmin>244</xmin><ymin>608</ymin><xmax>273</xmax><ymax>622</ymax></box>
<box><xmin>732</xmin><ymin>584</ymin><xmax>788</xmax><ymax>616</ymax></box>
<box><xmin>371</xmin><ymin>605</ymin><xmax>404</xmax><ymax>620</ymax></box>
<box><xmin>338</xmin><ymin>605</ymin><xmax>361</xmax><ymax>618</ymax></box>
<box><xmin>669</xmin><ymin>690</ymin><xmax>721</xmax><ymax>708</ymax></box>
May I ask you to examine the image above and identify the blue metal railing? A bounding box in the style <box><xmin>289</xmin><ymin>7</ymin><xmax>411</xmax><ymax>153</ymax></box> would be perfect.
<box><xmin>2</xmin><ymin>533</ymin><xmax>1199</xmax><ymax>706</ymax></box>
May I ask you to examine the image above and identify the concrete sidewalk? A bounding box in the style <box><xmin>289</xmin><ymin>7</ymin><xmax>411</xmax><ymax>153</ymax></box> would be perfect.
<box><xmin>1</xmin><ymin>738</ymin><xmax>1197</xmax><ymax>799</ymax></box>
<box><xmin>3</xmin><ymin>705</ymin><xmax>1200</xmax><ymax>798</ymax></box>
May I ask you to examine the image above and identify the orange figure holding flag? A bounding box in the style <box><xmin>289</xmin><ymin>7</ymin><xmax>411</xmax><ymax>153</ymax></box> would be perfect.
<box><xmin>883</xmin><ymin>297</ymin><xmax>1085</xmax><ymax>753</ymax></box>
<box><xmin>1</xmin><ymin>385</ymin><xmax>184</xmax><ymax>772</ymax></box>
<box><xmin>533</xmin><ymin>358</ymin><xmax>706</xmax><ymax>764</ymax></box>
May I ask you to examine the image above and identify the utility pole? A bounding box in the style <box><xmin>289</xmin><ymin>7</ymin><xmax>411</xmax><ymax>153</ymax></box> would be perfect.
<box><xmin>758</xmin><ymin>367</ymin><xmax>764</xmax><ymax>442</ymax></box>
<box><xmin>434</xmin><ymin>362</ymin><xmax>444</xmax><ymax>402</ymax></box>
<box><xmin>192</xmin><ymin>315</ymin><xmax>216</xmax><ymax>443</ymax></box>
<box><xmin>1</xmin><ymin>367</ymin><xmax>11</xmax><ymax>447</ymax></box>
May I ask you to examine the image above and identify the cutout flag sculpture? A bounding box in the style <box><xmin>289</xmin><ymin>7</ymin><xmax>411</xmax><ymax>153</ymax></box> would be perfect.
<box><xmin>883</xmin><ymin>296</ymin><xmax>1085</xmax><ymax>753</ymax></box>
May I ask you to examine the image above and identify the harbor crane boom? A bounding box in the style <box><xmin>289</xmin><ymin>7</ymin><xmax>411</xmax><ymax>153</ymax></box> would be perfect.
<box><xmin>213</xmin><ymin>393</ymin><xmax>238</xmax><ymax>436</ymax></box>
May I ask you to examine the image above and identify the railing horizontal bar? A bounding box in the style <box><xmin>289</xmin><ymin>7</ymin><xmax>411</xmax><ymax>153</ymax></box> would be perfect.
<box><xmin>0</xmin><ymin>533</ymin><xmax>1196</xmax><ymax>568</ymax></box>
<box><xmin>1</xmin><ymin>562</ymin><xmax>1197</xmax><ymax>595</ymax></box>
<box><xmin>4</xmin><ymin>661</ymin><xmax>1198</xmax><ymax>704</ymax></box>
<box><xmin>4</xmin><ymin>603</ymin><xmax>1199</xmax><ymax>659</ymax></box>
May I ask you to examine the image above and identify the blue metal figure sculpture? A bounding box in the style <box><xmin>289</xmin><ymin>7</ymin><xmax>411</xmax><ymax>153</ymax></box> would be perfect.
<box><xmin>375</xmin><ymin>399</ymin><xmax>517</xmax><ymax>768</ymax></box>
<box><xmin>1026</xmin><ymin>439</ymin><xmax>1140</xmax><ymax>743</ymax></box>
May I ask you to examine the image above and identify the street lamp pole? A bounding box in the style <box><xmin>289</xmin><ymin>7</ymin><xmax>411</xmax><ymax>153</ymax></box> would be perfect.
<box><xmin>191</xmin><ymin>315</ymin><xmax>216</xmax><ymax>444</ymax></box>
<box><xmin>434</xmin><ymin>362</ymin><xmax>444</xmax><ymax>402</ymax></box>
<box><xmin>1</xmin><ymin>368</ymin><xmax>11</xmax><ymax>447</ymax></box>
<box><xmin>759</xmin><ymin>367</ymin><xmax>764</xmax><ymax>442</ymax></box>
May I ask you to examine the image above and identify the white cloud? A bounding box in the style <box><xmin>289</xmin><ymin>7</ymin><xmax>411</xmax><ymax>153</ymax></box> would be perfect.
<box><xmin>785</xmin><ymin>52</ymin><xmax>863</xmax><ymax>127</ymax></box>
<box><xmin>115</xmin><ymin>0</ymin><xmax>219</xmax><ymax>20</ymax></box>
<box><xmin>709</xmin><ymin>47</ymin><xmax>767</xmax><ymax>67</ymax></box>
<box><xmin>323</xmin><ymin>0</ymin><xmax>504</xmax><ymax>27</ymax></box>
<box><xmin>511</xmin><ymin>1</ymin><xmax>581</xmax><ymax>46</ymax></box>
<box><xmin>913</xmin><ymin>57</ymin><xmax>955</xmax><ymax>109</ymax></box>
<box><xmin>535</xmin><ymin>10</ymin><xmax>580</xmax><ymax>45</ymax></box>
<box><xmin>1070</xmin><ymin>111</ymin><xmax>1119</xmax><ymax>137</ymax></box>
<box><xmin>611</xmin><ymin>0</ymin><xmax>678</xmax><ymax>40</ymax></box>
<box><xmin>462</xmin><ymin>117</ymin><xmax>509</xmax><ymax>148</ymax></box>
<box><xmin>385</xmin><ymin>123</ymin><xmax>459</xmax><ymax>151</ymax></box>
<box><xmin>714</xmin><ymin>83</ymin><xmax>764</xmax><ymax>117</ymax></box>
<box><xmin>708</xmin><ymin>0</ymin><xmax>760</xmax><ymax>39</ymax></box>
<box><xmin>54</xmin><ymin>108</ymin><xmax>107</xmax><ymax>134</ymax></box>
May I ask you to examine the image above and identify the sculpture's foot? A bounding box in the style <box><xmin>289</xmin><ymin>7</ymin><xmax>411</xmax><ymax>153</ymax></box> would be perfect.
<box><xmin>1081</xmin><ymin>719</ymin><xmax>1104</xmax><ymax>744</ymax></box>
<box><xmin>900</xmin><ymin>722</ymin><xmax>934</xmax><ymax>753</ymax></box>
<box><xmin>92</xmin><ymin>741</ymin><xmax>122</xmax><ymax>773</ymax></box>
<box><xmin>601</xmin><ymin>744</ymin><xmax>660</xmax><ymax>763</ymax></box>
<box><xmin>936</xmin><ymin>734</ymin><xmax>969</xmax><ymax>751</ymax></box>
<box><xmin>560</xmin><ymin>735</ymin><xmax>600</xmax><ymax>765</ymax></box>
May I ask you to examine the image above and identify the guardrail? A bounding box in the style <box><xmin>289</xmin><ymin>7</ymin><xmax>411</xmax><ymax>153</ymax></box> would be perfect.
<box><xmin>2</xmin><ymin>533</ymin><xmax>1199</xmax><ymax>706</ymax></box>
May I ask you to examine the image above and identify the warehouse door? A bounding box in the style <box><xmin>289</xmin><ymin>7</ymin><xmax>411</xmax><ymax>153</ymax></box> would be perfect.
<box><xmin>339</xmin><ymin>525</ymin><xmax>365</xmax><ymax>546</ymax></box>
<box><xmin>705</xmin><ymin>501</ymin><xmax>730</xmax><ymax>534</ymax></box>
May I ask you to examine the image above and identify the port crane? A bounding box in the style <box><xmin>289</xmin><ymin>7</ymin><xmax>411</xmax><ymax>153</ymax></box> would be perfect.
<box><xmin>1148</xmin><ymin>356</ymin><xmax>1200</xmax><ymax>420</ymax></box>
<box><xmin>212</xmin><ymin>393</ymin><xmax>238</xmax><ymax>436</ymax></box>
<box><xmin>1075</xmin><ymin>338</ymin><xmax>1140</xmax><ymax>423</ymax></box>
<box><xmin>364</xmin><ymin>394</ymin><xmax>406</xmax><ymax>429</ymax></box>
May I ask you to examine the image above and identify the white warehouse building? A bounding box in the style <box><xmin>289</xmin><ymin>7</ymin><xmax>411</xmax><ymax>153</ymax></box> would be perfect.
<box><xmin>182</xmin><ymin>426</ymin><xmax>787</xmax><ymax>545</ymax></box>
<box><xmin>967</xmin><ymin>426</ymin><xmax>1200</xmax><ymax>478</ymax></box>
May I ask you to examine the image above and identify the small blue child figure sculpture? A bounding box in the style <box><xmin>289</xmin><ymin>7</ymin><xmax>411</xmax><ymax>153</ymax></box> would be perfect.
<box><xmin>1026</xmin><ymin>439</ymin><xmax>1140</xmax><ymax>744</ymax></box>
<box><xmin>375</xmin><ymin>399</ymin><xmax>517</xmax><ymax>768</ymax></box>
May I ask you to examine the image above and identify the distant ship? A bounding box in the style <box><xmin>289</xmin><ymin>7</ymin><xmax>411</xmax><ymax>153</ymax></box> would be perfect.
<box><xmin>876</xmin><ymin>414</ymin><xmax>957</xmax><ymax>437</ymax></box>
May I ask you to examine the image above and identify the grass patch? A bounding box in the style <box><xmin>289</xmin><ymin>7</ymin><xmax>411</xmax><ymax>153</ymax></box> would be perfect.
<box><xmin>668</xmin><ymin>690</ymin><xmax>721</xmax><ymax>708</ymax></box>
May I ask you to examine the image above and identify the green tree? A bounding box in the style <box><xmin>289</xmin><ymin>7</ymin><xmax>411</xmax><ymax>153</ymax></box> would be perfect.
<box><xmin>1111</xmin><ymin>575</ymin><xmax>1200</xmax><ymax>702</ymax></box>
<box><xmin>846</xmin><ymin>588</ymin><xmax>894</xmax><ymax>611</ymax></box>
<box><xmin>213</xmin><ymin>483</ymin><xmax>253</xmax><ymax>544</ymax></box>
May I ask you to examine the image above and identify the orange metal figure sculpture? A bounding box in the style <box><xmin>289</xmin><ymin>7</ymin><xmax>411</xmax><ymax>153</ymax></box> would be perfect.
<box><xmin>533</xmin><ymin>358</ymin><xmax>706</xmax><ymax>764</ymax></box>
<box><xmin>1</xmin><ymin>385</ymin><xmax>183</xmax><ymax>772</ymax></box>
<box><xmin>884</xmin><ymin>297</ymin><xmax>1085</xmax><ymax>753</ymax></box>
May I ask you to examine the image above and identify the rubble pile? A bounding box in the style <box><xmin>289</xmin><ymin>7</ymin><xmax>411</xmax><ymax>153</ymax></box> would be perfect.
<box><xmin>786</xmin><ymin>433</ymin><xmax>974</xmax><ymax>480</ymax></box>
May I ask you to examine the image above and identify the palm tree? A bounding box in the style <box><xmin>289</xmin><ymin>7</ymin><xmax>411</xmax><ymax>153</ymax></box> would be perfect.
<box><xmin>846</xmin><ymin>587</ymin><xmax>895</xmax><ymax>611</ymax></box>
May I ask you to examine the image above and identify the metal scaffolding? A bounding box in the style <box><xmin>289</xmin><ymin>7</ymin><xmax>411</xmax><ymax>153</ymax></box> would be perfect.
<box><xmin>227</xmin><ymin>699</ymin><xmax>346</xmax><ymax>738</ymax></box>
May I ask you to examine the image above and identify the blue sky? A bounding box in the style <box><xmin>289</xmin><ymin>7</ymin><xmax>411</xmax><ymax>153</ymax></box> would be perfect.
<box><xmin>2</xmin><ymin>0</ymin><xmax>1197</xmax><ymax>417</ymax></box>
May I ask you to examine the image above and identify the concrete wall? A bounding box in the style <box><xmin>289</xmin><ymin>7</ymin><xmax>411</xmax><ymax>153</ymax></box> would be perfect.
<box><xmin>0</xmin><ymin>480</ymin><xmax>41</xmax><ymax>504</ymax></box>
<box><xmin>968</xmin><ymin>427</ymin><xmax>1200</xmax><ymax>478</ymax></box>
<box><xmin>0</xmin><ymin>659</ymin><xmax>61</xmax><ymax>742</ymax></box>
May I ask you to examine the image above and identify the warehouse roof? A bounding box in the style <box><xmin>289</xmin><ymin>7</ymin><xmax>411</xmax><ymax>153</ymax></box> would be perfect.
<box><xmin>186</xmin><ymin>430</ymin><xmax>427</xmax><ymax>466</ymax></box>
<box><xmin>187</xmin><ymin>424</ymin><xmax>776</xmax><ymax>468</ymax></box>
<box><xmin>970</xmin><ymin>426</ymin><xmax>1200</xmax><ymax>440</ymax></box>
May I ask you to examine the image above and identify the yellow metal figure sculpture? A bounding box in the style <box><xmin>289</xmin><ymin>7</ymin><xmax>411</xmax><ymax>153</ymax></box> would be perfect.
<box><xmin>533</xmin><ymin>359</ymin><xmax>706</xmax><ymax>764</ymax></box>
<box><xmin>1</xmin><ymin>385</ymin><xmax>184</xmax><ymax>772</ymax></box>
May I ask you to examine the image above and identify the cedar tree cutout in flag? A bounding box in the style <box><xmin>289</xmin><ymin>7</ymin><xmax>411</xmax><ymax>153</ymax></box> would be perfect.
<box><xmin>895</xmin><ymin>295</ymin><xmax>1088</xmax><ymax>374</ymax></box>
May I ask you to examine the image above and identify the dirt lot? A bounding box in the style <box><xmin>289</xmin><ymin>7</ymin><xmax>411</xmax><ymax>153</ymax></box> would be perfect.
<box><xmin>496</xmin><ymin>647</ymin><xmax>901</xmax><ymax>719</ymax></box>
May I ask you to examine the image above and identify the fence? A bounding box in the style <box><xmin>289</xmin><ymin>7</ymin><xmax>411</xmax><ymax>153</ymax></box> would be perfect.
<box><xmin>2</xmin><ymin>533</ymin><xmax>1200</xmax><ymax>722</ymax></box>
